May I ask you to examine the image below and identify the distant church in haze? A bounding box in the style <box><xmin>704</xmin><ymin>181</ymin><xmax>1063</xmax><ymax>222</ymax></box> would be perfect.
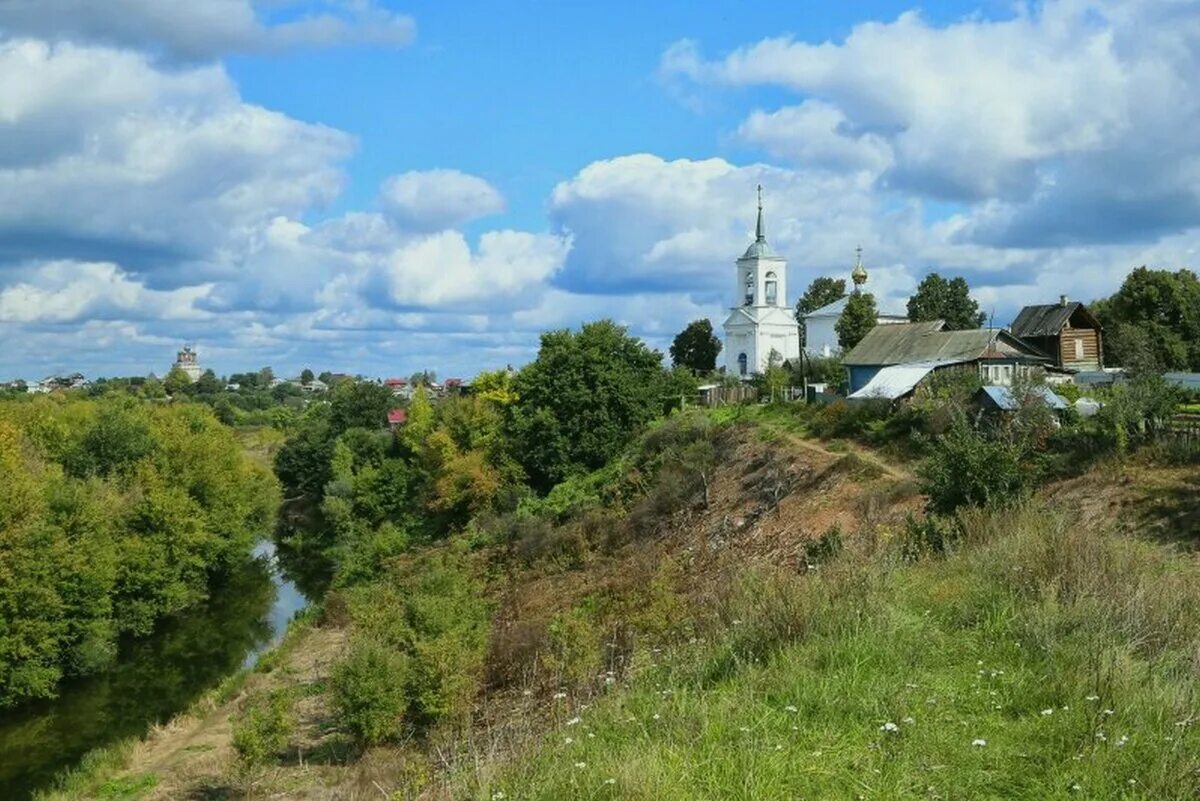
<box><xmin>722</xmin><ymin>186</ymin><xmax>801</xmax><ymax>377</ymax></box>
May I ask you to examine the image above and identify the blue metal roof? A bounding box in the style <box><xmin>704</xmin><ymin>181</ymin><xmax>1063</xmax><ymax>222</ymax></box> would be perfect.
<box><xmin>1164</xmin><ymin>372</ymin><xmax>1200</xmax><ymax>391</ymax></box>
<box><xmin>979</xmin><ymin>384</ymin><xmax>1069</xmax><ymax>411</ymax></box>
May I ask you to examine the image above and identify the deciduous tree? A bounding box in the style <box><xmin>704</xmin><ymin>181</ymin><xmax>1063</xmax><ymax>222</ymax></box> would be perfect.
<box><xmin>906</xmin><ymin>273</ymin><xmax>985</xmax><ymax>330</ymax></box>
<box><xmin>669</xmin><ymin>319</ymin><xmax>721</xmax><ymax>374</ymax></box>
<box><xmin>836</xmin><ymin>292</ymin><xmax>878</xmax><ymax>351</ymax></box>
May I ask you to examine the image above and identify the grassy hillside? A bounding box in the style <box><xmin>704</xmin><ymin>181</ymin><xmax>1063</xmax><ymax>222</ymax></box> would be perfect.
<box><xmin>35</xmin><ymin>407</ymin><xmax>1200</xmax><ymax>800</ymax></box>
<box><xmin>469</xmin><ymin>502</ymin><xmax>1200</xmax><ymax>800</ymax></box>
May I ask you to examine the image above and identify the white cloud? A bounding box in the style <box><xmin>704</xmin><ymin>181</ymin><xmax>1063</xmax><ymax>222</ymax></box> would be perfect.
<box><xmin>374</xmin><ymin>229</ymin><xmax>570</xmax><ymax>309</ymax></box>
<box><xmin>0</xmin><ymin>39</ymin><xmax>353</xmax><ymax>275</ymax></box>
<box><xmin>0</xmin><ymin>0</ymin><xmax>415</xmax><ymax>61</ymax></box>
<box><xmin>549</xmin><ymin>153</ymin><xmax>886</xmax><ymax>296</ymax></box>
<box><xmin>736</xmin><ymin>101</ymin><xmax>892</xmax><ymax>175</ymax></box>
<box><xmin>379</xmin><ymin>169</ymin><xmax>506</xmax><ymax>231</ymax></box>
<box><xmin>0</xmin><ymin>261</ymin><xmax>211</xmax><ymax>323</ymax></box>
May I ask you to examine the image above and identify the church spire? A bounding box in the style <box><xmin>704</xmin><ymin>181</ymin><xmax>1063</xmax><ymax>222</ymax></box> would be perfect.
<box><xmin>755</xmin><ymin>184</ymin><xmax>766</xmax><ymax>243</ymax></box>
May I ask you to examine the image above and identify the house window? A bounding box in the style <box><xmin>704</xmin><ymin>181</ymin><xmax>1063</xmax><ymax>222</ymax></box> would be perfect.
<box><xmin>764</xmin><ymin>271</ymin><xmax>778</xmax><ymax>305</ymax></box>
<box><xmin>1074</xmin><ymin>338</ymin><xmax>1084</xmax><ymax>360</ymax></box>
<box><xmin>738</xmin><ymin>353</ymin><xmax>748</xmax><ymax>376</ymax></box>
<box><xmin>744</xmin><ymin>274</ymin><xmax>754</xmax><ymax>305</ymax></box>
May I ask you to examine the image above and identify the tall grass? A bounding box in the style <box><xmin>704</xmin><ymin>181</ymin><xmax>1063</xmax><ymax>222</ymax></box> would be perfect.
<box><xmin>465</xmin><ymin>505</ymin><xmax>1200</xmax><ymax>800</ymax></box>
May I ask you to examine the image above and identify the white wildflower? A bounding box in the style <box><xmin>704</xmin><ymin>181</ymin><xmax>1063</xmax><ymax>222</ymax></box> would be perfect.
<box><xmin>652</xmin><ymin>713</ymin><xmax>661</xmax><ymax>721</ymax></box>
<box><xmin>1103</xmin><ymin>709</ymin><xmax>1115</xmax><ymax>716</ymax></box>
<box><xmin>575</xmin><ymin>761</ymin><xmax>587</xmax><ymax>769</ymax></box>
<box><xmin>971</xmin><ymin>739</ymin><xmax>987</xmax><ymax>747</ymax></box>
<box><xmin>564</xmin><ymin>737</ymin><xmax>574</xmax><ymax>745</ymax></box>
<box><xmin>1096</xmin><ymin>732</ymin><xmax>1107</xmax><ymax>742</ymax></box>
<box><xmin>552</xmin><ymin>692</ymin><xmax>567</xmax><ymax>700</ymax></box>
<box><xmin>604</xmin><ymin>778</ymin><xmax>616</xmax><ymax>785</ymax></box>
<box><xmin>902</xmin><ymin>717</ymin><xmax>915</xmax><ymax>725</ymax></box>
<box><xmin>784</xmin><ymin>705</ymin><xmax>798</xmax><ymax>713</ymax></box>
<box><xmin>567</xmin><ymin>717</ymin><xmax>581</xmax><ymax>726</ymax></box>
<box><xmin>1085</xmin><ymin>695</ymin><xmax>1099</xmax><ymax>701</ymax></box>
<box><xmin>492</xmin><ymin>793</ymin><xmax>505</xmax><ymax>800</ymax></box>
<box><xmin>739</xmin><ymin>726</ymin><xmax>750</xmax><ymax>732</ymax></box>
<box><xmin>1116</xmin><ymin>735</ymin><xmax>1129</xmax><ymax>748</ymax></box>
<box><xmin>880</xmin><ymin>722</ymin><xmax>899</xmax><ymax>733</ymax></box>
<box><xmin>1041</xmin><ymin>708</ymin><xmax>1054</xmax><ymax>716</ymax></box>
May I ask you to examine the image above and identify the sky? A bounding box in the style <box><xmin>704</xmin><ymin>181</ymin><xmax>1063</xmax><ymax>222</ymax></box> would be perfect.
<box><xmin>1</xmin><ymin>0</ymin><xmax>1199</xmax><ymax>380</ymax></box>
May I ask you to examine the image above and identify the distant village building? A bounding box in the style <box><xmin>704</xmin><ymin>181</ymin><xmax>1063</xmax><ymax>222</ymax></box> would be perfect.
<box><xmin>1009</xmin><ymin>297</ymin><xmax>1103</xmax><ymax>372</ymax></box>
<box><xmin>843</xmin><ymin>321</ymin><xmax>1048</xmax><ymax>399</ymax></box>
<box><xmin>173</xmin><ymin>345</ymin><xmax>202</xmax><ymax>382</ymax></box>
<box><xmin>800</xmin><ymin>249</ymin><xmax>907</xmax><ymax>358</ymax></box>
<box><xmin>723</xmin><ymin>186</ymin><xmax>801</xmax><ymax>377</ymax></box>
<box><xmin>387</xmin><ymin>408</ymin><xmax>408</xmax><ymax>430</ymax></box>
<box><xmin>28</xmin><ymin>373</ymin><xmax>89</xmax><ymax>394</ymax></box>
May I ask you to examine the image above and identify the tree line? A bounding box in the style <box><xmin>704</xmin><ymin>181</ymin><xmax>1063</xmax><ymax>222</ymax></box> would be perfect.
<box><xmin>0</xmin><ymin>396</ymin><xmax>279</xmax><ymax>708</ymax></box>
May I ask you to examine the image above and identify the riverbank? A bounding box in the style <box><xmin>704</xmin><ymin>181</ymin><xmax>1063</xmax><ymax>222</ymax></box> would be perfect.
<box><xmin>1</xmin><ymin>542</ymin><xmax>312</xmax><ymax>800</ymax></box>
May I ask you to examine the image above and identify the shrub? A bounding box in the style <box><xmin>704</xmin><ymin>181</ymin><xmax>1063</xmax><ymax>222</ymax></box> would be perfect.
<box><xmin>919</xmin><ymin>424</ymin><xmax>1031</xmax><ymax>514</ymax></box>
<box><xmin>232</xmin><ymin>689</ymin><xmax>295</xmax><ymax>766</ymax></box>
<box><xmin>331</xmin><ymin>638</ymin><xmax>409</xmax><ymax>744</ymax></box>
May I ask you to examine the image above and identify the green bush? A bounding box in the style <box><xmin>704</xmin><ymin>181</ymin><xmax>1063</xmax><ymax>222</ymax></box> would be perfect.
<box><xmin>330</xmin><ymin>638</ymin><xmax>410</xmax><ymax>744</ymax></box>
<box><xmin>919</xmin><ymin>424</ymin><xmax>1030</xmax><ymax>515</ymax></box>
<box><xmin>231</xmin><ymin>689</ymin><xmax>295</xmax><ymax>766</ymax></box>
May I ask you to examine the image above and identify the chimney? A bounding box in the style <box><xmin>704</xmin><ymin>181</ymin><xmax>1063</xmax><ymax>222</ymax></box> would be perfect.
<box><xmin>1059</xmin><ymin>294</ymin><xmax>1068</xmax><ymax>307</ymax></box>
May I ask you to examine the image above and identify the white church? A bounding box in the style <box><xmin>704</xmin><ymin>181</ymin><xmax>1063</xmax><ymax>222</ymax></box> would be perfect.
<box><xmin>722</xmin><ymin>188</ymin><xmax>903</xmax><ymax>375</ymax></box>
<box><xmin>722</xmin><ymin>187</ymin><xmax>801</xmax><ymax>377</ymax></box>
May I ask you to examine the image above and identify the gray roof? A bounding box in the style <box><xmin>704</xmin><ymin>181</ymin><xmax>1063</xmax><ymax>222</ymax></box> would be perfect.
<box><xmin>803</xmin><ymin>295</ymin><xmax>907</xmax><ymax>319</ymax></box>
<box><xmin>1010</xmin><ymin>302</ymin><xmax>1100</xmax><ymax>338</ymax></box>
<box><xmin>843</xmin><ymin>321</ymin><xmax>1048</xmax><ymax>366</ymax></box>
<box><xmin>740</xmin><ymin>239</ymin><xmax>780</xmax><ymax>260</ymax></box>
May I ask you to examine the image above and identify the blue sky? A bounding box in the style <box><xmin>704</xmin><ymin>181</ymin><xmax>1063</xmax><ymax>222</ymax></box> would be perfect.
<box><xmin>1</xmin><ymin>0</ymin><xmax>1198</xmax><ymax>380</ymax></box>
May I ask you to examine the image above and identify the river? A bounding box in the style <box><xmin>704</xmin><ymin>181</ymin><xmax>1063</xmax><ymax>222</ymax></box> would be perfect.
<box><xmin>0</xmin><ymin>540</ymin><xmax>316</xmax><ymax>799</ymax></box>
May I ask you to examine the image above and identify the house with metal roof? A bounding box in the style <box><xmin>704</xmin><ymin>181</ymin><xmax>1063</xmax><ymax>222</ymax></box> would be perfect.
<box><xmin>1009</xmin><ymin>296</ymin><xmax>1103</xmax><ymax>372</ymax></box>
<box><xmin>843</xmin><ymin>320</ymin><xmax>1049</xmax><ymax>398</ymax></box>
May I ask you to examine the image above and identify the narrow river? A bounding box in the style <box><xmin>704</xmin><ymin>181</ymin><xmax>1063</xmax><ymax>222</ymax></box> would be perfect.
<box><xmin>0</xmin><ymin>540</ymin><xmax>315</xmax><ymax>800</ymax></box>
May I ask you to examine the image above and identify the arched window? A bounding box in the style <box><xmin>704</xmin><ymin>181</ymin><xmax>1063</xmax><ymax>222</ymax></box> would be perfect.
<box><xmin>737</xmin><ymin>352</ymin><xmax>748</xmax><ymax>376</ymax></box>
<box><xmin>744</xmin><ymin>274</ymin><xmax>754</xmax><ymax>305</ymax></box>
<box><xmin>764</xmin><ymin>271</ymin><xmax>778</xmax><ymax>305</ymax></box>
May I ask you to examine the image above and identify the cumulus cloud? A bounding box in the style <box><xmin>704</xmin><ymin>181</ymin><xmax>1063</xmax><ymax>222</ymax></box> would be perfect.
<box><xmin>372</xmin><ymin>229</ymin><xmax>570</xmax><ymax>310</ymax></box>
<box><xmin>0</xmin><ymin>39</ymin><xmax>353</xmax><ymax>277</ymax></box>
<box><xmin>548</xmin><ymin>153</ymin><xmax>886</xmax><ymax>296</ymax></box>
<box><xmin>379</xmin><ymin>169</ymin><xmax>506</xmax><ymax>231</ymax></box>
<box><xmin>0</xmin><ymin>261</ymin><xmax>211</xmax><ymax>324</ymax></box>
<box><xmin>662</xmin><ymin>1</ymin><xmax>1200</xmax><ymax>247</ymax></box>
<box><xmin>0</xmin><ymin>0</ymin><xmax>414</xmax><ymax>61</ymax></box>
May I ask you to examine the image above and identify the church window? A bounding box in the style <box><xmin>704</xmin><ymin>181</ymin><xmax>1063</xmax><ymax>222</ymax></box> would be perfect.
<box><xmin>737</xmin><ymin>353</ymin><xmax>748</xmax><ymax>376</ymax></box>
<box><xmin>765</xmin><ymin>272</ymin><xmax>778</xmax><ymax>305</ymax></box>
<box><xmin>744</xmin><ymin>274</ymin><xmax>754</xmax><ymax>305</ymax></box>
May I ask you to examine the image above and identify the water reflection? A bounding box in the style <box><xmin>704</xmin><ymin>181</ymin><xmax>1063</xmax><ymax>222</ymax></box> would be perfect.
<box><xmin>0</xmin><ymin>541</ymin><xmax>312</xmax><ymax>799</ymax></box>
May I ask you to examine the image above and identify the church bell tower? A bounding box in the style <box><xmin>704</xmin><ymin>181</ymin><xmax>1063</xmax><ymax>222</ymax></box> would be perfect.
<box><xmin>722</xmin><ymin>186</ymin><xmax>801</xmax><ymax>377</ymax></box>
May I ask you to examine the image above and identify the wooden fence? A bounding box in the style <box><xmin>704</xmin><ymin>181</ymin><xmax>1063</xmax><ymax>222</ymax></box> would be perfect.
<box><xmin>1164</xmin><ymin>414</ymin><xmax>1200</xmax><ymax>446</ymax></box>
<box><xmin>697</xmin><ymin>385</ymin><xmax>760</xmax><ymax>407</ymax></box>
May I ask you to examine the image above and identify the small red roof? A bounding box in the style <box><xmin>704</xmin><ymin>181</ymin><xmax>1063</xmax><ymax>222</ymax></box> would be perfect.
<box><xmin>384</xmin><ymin>377</ymin><xmax>407</xmax><ymax>386</ymax></box>
<box><xmin>445</xmin><ymin>378</ymin><xmax>463</xmax><ymax>386</ymax></box>
<box><xmin>387</xmin><ymin>408</ymin><xmax>408</xmax><ymax>425</ymax></box>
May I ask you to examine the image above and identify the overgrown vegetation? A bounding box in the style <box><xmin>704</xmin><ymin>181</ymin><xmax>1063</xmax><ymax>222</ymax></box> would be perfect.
<box><xmin>472</xmin><ymin>503</ymin><xmax>1200</xmax><ymax>800</ymax></box>
<box><xmin>0</xmin><ymin>396</ymin><xmax>279</xmax><ymax>707</ymax></box>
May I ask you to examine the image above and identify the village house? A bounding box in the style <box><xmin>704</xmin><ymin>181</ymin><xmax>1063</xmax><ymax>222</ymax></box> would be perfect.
<box><xmin>1009</xmin><ymin>297</ymin><xmax>1104</xmax><ymax>372</ymax></box>
<box><xmin>843</xmin><ymin>321</ymin><xmax>1049</xmax><ymax>399</ymax></box>
<box><xmin>387</xmin><ymin>408</ymin><xmax>408</xmax><ymax>431</ymax></box>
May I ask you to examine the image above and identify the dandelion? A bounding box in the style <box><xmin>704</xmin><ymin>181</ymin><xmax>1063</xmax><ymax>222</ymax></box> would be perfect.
<box><xmin>567</xmin><ymin>717</ymin><xmax>581</xmax><ymax>726</ymax></box>
<box><xmin>880</xmin><ymin>722</ymin><xmax>899</xmax><ymax>733</ymax></box>
<box><xmin>972</xmin><ymin>739</ymin><xmax>987</xmax><ymax>747</ymax></box>
<box><xmin>1041</xmin><ymin>708</ymin><xmax>1054</xmax><ymax>716</ymax></box>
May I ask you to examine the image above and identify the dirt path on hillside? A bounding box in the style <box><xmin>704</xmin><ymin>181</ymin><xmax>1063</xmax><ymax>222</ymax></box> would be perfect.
<box><xmin>780</xmin><ymin>431</ymin><xmax>916</xmax><ymax>482</ymax></box>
